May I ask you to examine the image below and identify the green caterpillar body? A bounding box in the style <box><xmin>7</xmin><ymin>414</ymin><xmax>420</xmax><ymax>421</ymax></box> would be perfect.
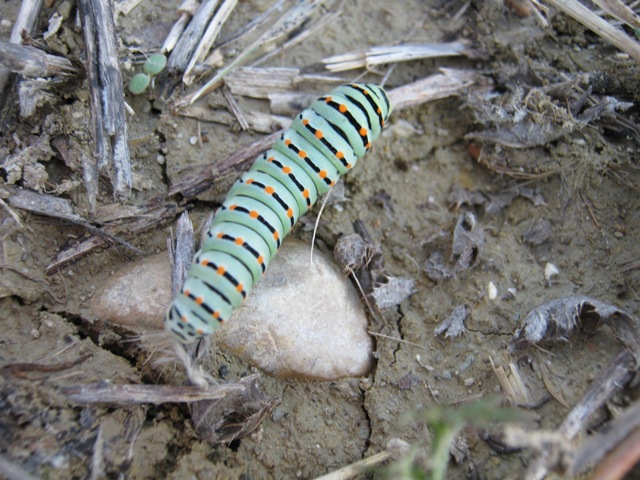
<box><xmin>166</xmin><ymin>83</ymin><xmax>391</xmax><ymax>342</ymax></box>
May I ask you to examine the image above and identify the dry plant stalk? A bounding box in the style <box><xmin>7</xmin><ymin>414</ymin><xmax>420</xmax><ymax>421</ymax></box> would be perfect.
<box><xmin>388</xmin><ymin>69</ymin><xmax>477</xmax><ymax>111</ymax></box>
<box><xmin>168</xmin><ymin>0</ymin><xmax>223</xmax><ymax>72</ymax></box>
<box><xmin>183</xmin><ymin>0</ymin><xmax>239</xmax><ymax>85</ymax></box>
<box><xmin>161</xmin><ymin>0</ymin><xmax>201</xmax><ymax>54</ymax></box>
<box><xmin>543</xmin><ymin>0</ymin><xmax>640</xmax><ymax>62</ymax></box>
<box><xmin>524</xmin><ymin>349</ymin><xmax>636</xmax><ymax>480</ymax></box>
<box><xmin>116</xmin><ymin>0</ymin><xmax>144</xmax><ymax>16</ymax></box>
<box><xmin>322</xmin><ymin>42</ymin><xmax>471</xmax><ymax>72</ymax></box>
<box><xmin>312</xmin><ymin>438</ymin><xmax>410</xmax><ymax>480</ymax></box>
<box><xmin>570</xmin><ymin>399</ymin><xmax>640</xmax><ymax>477</ymax></box>
<box><xmin>77</xmin><ymin>0</ymin><xmax>132</xmax><ymax>207</ymax></box>
<box><xmin>0</xmin><ymin>0</ymin><xmax>44</xmax><ymax>94</ymax></box>
<box><xmin>0</xmin><ymin>40</ymin><xmax>77</xmax><ymax>77</ymax></box>
<box><xmin>490</xmin><ymin>357</ymin><xmax>532</xmax><ymax>406</ymax></box>
<box><xmin>62</xmin><ymin>382</ymin><xmax>245</xmax><ymax>404</ymax></box>
<box><xmin>591</xmin><ymin>0</ymin><xmax>640</xmax><ymax>29</ymax></box>
<box><xmin>181</xmin><ymin>0</ymin><xmax>328</xmax><ymax>105</ymax></box>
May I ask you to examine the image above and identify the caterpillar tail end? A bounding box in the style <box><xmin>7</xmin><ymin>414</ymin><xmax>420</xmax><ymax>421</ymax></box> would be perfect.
<box><xmin>164</xmin><ymin>296</ymin><xmax>218</xmax><ymax>344</ymax></box>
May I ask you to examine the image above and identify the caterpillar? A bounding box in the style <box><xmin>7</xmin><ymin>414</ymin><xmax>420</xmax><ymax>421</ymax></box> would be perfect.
<box><xmin>165</xmin><ymin>83</ymin><xmax>391</xmax><ymax>343</ymax></box>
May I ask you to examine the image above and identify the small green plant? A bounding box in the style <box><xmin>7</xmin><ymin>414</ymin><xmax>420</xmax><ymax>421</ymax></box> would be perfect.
<box><xmin>381</xmin><ymin>398</ymin><xmax>531</xmax><ymax>480</ymax></box>
<box><xmin>128</xmin><ymin>53</ymin><xmax>167</xmax><ymax>95</ymax></box>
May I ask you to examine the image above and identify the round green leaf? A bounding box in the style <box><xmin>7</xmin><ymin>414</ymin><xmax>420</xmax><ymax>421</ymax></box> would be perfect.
<box><xmin>128</xmin><ymin>73</ymin><xmax>151</xmax><ymax>94</ymax></box>
<box><xmin>143</xmin><ymin>53</ymin><xmax>167</xmax><ymax>76</ymax></box>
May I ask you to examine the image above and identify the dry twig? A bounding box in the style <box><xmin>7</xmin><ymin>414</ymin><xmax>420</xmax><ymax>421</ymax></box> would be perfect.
<box><xmin>62</xmin><ymin>382</ymin><xmax>245</xmax><ymax>405</ymax></box>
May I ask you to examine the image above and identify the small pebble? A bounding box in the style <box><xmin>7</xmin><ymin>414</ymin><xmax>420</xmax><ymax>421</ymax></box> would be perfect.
<box><xmin>487</xmin><ymin>281</ymin><xmax>497</xmax><ymax>300</ymax></box>
<box><xmin>544</xmin><ymin>262</ymin><xmax>559</xmax><ymax>281</ymax></box>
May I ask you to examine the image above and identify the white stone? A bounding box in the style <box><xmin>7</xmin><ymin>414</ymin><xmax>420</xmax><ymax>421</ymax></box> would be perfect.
<box><xmin>90</xmin><ymin>253</ymin><xmax>171</xmax><ymax>332</ymax></box>
<box><xmin>91</xmin><ymin>239</ymin><xmax>374</xmax><ymax>380</ymax></box>
<box><xmin>217</xmin><ymin>239</ymin><xmax>374</xmax><ymax>380</ymax></box>
<box><xmin>544</xmin><ymin>262</ymin><xmax>560</xmax><ymax>281</ymax></box>
<box><xmin>487</xmin><ymin>281</ymin><xmax>498</xmax><ymax>300</ymax></box>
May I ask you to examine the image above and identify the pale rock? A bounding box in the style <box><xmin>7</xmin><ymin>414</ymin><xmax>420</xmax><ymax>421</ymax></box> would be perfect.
<box><xmin>91</xmin><ymin>240</ymin><xmax>374</xmax><ymax>380</ymax></box>
<box><xmin>90</xmin><ymin>253</ymin><xmax>170</xmax><ymax>332</ymax></box>
<box><xmin>217</xmin><ymin>239</ymin><xmax>374</xmax><ymax>380</ymax></box>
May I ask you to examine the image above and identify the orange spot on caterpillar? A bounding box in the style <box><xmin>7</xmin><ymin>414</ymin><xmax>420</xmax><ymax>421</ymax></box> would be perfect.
<box><xmin>267</xmin><ymin>156</ymin><xmax>275</xmax><ymax>162</ymax></box>
<box><xmin>183</xmin><ymin>289</ymin><xmax>190</xmax><ymax>296</ymax></box>
<box><xmin>265</xmin><ymin>186</ymin><xmax>275</xmax><ymax>194</ymax></box>
<box><xmin>319</xmin><ymin>170</ymin><xmax>327</xmax><ymax>179</ymax></box>
<box><xmin>236</xmin><ymin>284</ymin><xmax>244</xmax><ymax>292</ymax></box>
<box><xmin>229</xmin><ymin>204</ymin><xmax>237</xmax><ymax>210</ymax></box>
<box><xmin>195</xmin><ymin>297</ymin><xmax>204</xmax><ymax>305</ymax></box>
<box><xmin>235</xmin><ymin>237</ymin><xmax>244</xmax><ymax>245</ymax></box>
<box><xmin>200</xmin><ymin>259</ymin><xmax>209</xmax><ymax>266</ymax></box>
<box><xmin>213</xmin><ymin>311</ymin><xmax>220</xmax><ymax>319</ymax></box>
<box><xmin>217</xmin><ymin>266</ymin><xmax>225</xmax><ymax>275</ymax></box>
<box><xmin>246</xmin><ymin>178</ymin><xmax>254</xmax><ymax>184</ymax></box>
<box><xmin>346</xmin><ymin>163</ymin><xmax>353</xmax><ymax>169</ymax></box>
<box><xmin>303</xmin><ymin>190</ymin><xmax>309</xmax><ymax>198</ymax></box>
<box><xmin>273</xmin><ymin>231</ymin><xmax>279</xmax><ymax>241</ymax></box>
<box><xmin>181</xmin><ymin>315</ymin><xmax>188</xmax><ymax>323</ymax></box>
<box><xmin>302</xmin><ymin>118</ymin><xmax>309</xmax><ymax>125</ymax></box>
<box><xmin>257</xmin><ymin>255</ymin><xmax>264</xmax><ymax>264</ymax></box>
<box><xmin>249</xmin><ymin>210</ymin><xmax>259</xmax><ymax>218</ymax></box>
<box><xmin>298</xmin><ymin>150</ymin><xmax>307</xmax><ymax>158</ymax></box>
<box><xmin>217</xmin><ymin>232</ymin><xmax>224</xmax><ymax>238</ymax></box>
<box><xmin>365</xmin><ymin>142</ymin><xmax>371</xmax><ymax>149</ymax></box>
<box><xmin>287</xmin><ymin>208</ymin><xmax>293</xmax><ymax>218</ymax></box>
<box><xmin>336</xmin><ymin>151</ymin><xmax>344</xmax><ymax>159</ymax></box>
<box><xmin>325</xmin><ymin>96</ymin><xmax>332</xmax><ymax>103</ymax></box>
<box><xmin>196</xmin><ymin>328</ymin><xmax>204</xmax><ymax>335</ymax></box>
<box><xmin>330</xmin><ymin>180</ymin><xmax>336</xmax><ymax>186</ymax></box>
<box><xmin>377</xmin><ymin>107</ymin><xmax>381</xmax><ymax>114</ymax></box>
<box><xmin>339</xmin><ymin>104</ymin><xmax>347</xmax><ymax>113</ymax></box>
<box><xmin>285</xmin><ymin>139</ymin><xmax>292</xmax><ymax>146</ymax></box>
<box><xmin>282</xmin><ymin>166</ymin><xmax>292</xmax><ymax>174</ymax></box>
<box><xmin>315</xmin><ymin>130</ymin><xmax>323</xmax><ymax>139</ymax></box>
<box><xmin>359</xmin><ymin>127</ymin><xmax>368</xmax><ymax>136</ymax></box>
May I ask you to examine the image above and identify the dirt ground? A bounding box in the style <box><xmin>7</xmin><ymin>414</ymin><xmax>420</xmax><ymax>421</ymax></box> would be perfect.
<box><xmin>1</xmin><ymin>0</ymin><xmax>640</xmax><ymax>478</ymax></box>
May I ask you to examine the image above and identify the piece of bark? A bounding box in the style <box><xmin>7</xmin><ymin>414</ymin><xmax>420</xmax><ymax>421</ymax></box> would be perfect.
<box><xmin>0</xmin><ymin>40</ymin><xmax>78</xmax><ymax>77</ymax></box>
<box><xmin>77</xmin><ymin>0</ymin><xmax>132</xmax><ymax>206</ymax></box>
<box><xmin>0</xmin><ymin>0</ymin><xmax>44</xmax><ymax>94</ymax></box>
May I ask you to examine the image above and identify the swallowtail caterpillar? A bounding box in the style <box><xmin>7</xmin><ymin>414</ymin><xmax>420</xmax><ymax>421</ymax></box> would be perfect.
<box><xmin>166</xmin><ymin>83</ymin><xmax>391</xmax><ymax>343</ymax></box>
